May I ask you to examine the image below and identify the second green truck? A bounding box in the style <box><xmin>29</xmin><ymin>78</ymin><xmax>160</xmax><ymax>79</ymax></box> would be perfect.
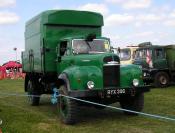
<box><xmin>134</xmin><ymin>42</ymin><xmax>175</xmax><ymax>87</ymax></box>
<box><xmin>22</xmin><ymin>10</ymin><xmax>149</xmax><ymax>124</ymax></box>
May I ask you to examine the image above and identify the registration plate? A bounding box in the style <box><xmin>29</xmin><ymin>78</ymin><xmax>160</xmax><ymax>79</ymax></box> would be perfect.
<box><xmin>106</xmin><ymin>89</ymin><xmax>126</xmax><ymax>95</ymax></box>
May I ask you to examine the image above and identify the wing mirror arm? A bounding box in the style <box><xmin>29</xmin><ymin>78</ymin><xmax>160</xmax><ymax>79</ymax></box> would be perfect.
<box><xmin>56</xmin><ymin>56</ymin><xmax>61</xmax><ymax>62</ymax></box>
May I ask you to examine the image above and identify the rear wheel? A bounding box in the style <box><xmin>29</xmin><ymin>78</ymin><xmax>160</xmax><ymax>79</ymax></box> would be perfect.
<box><xmin>27</xmin><ymin>79</ymin><xmax>40</xmax><ymax>106</ymax></box>
<box><xmin>154</xmin><ymin>72</ymin><xmax>169</xmax><ymax>88</ymax></box>
<box><xmin>120</xmin><ymin>93</ymin><xmax>144</xmax><ymax>115</ymax></box>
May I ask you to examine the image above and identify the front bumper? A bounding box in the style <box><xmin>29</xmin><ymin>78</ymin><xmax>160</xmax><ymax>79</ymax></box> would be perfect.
<box><xmin>143</xmin><ymin>73</ymin><xmax>151</xmax><ymax>79</ymax></box>
<box><xmin>67</xmin><ymin>86</ymin><xmax>150</xmax><ymax>98</ymax></box>
<box><xmin>142</xmin><ymin>69</ymin><xmax>154</xmax><ymax>82</ymax></box>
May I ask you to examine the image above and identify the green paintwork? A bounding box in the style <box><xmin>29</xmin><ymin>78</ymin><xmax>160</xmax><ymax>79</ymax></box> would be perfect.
<box><xmin>151</xmin><ymin>46</ymin><xmax>168</xmax><ymax>69</ymax></box>
<box><xmin>23</xmin><ymin>10</ymin><xmax>103</xmax><ymax>73</ymax></box>
<box><xmin>120</xmin><ymin>64</ymin><xmax>143</xmax><ymax>87</ymax></box>
<box><xmin>22</xmin><ymin>10</ymin><xmax>145</xmax><ymax>92</ymax></box>
<box><xmin>165</xmin><ymin>45</ymin><xmax>175</xmax><ymax>71</ymax></box>
<box><xmin>134</xmin><ymin>45</ymin><xmax>168</xmax><ymax>69</ymax></box>
<box><xmin>59</xmin><ymin>51</ymin><xmax>144</xmax><ymax>90</ymax></box>
<box><xmin>60</xmin><ymin>53</ymin><xmax>110</xmax><ymax>90</ymax></box>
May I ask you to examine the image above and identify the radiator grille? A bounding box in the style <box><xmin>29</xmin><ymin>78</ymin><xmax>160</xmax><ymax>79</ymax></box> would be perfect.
<box><xmin>103</xmin><ymin>65</ymin><xmax>120</xmax><ymax>88</ymax></box>
<box><xmin>103</xmin><ymin>56</ymin><xmax>119</xmax><ymax>63</ymax></box>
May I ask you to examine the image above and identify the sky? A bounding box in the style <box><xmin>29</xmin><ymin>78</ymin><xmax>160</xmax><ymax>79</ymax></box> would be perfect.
<box><xmin>0</xmin><ymin>0</ymin><xmax>175</xmax><ymax>65</ymax></box>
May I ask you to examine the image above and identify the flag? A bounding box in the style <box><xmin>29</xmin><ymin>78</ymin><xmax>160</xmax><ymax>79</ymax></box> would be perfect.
<box><xmin>146</xmin><ymin>50</ymin><xmax>153</xmax><ymax>68</ymax></box>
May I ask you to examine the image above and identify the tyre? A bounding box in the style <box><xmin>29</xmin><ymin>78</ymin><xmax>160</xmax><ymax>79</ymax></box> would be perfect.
<box><xmin>58</xmin><ymin>85</ymin><xmax>78</xmax><ymax>124</ymax></box>
<box><xmin>27</xmin><ymin>79</ymin><xmax>40</xmax><ymax>106</ymax></box>
<box><xmin>58</xmin><ymin>74</ymin><xmax>79</xmax><ymax>124</ymax></box>
<box><xmin>120</xmin><ymin>93</ymin><xmax>144</xmax><ymax>115</ymax></box>
<box><xmin>94</xmin><ymin>105</ymin><xmax>106</xmax><ymax>110</ymax></box>
<box><xmin>154</xmin><ymin>72</ymin><xmax>169</xmax><ymax>88</ymax></box>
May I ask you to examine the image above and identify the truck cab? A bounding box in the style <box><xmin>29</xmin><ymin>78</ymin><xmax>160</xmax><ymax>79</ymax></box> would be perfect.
<box><xmin>134</xmin><ymin>42</ymin><xmax>172</xmax><ymax>87</ymax></box>
<box><xmin>57</xmin><ymin>37</ymin><xmax>121</xmax><ymax>93</ymax></box>
<box><xmin>120</xmin><ymin>46</ymin><xmax>138</xmax><ymax>65</ymax></box>
<box><xmin>58</xmin><ymin>37</ymin><xmax>111</xmax><ymax>73</ymax></box>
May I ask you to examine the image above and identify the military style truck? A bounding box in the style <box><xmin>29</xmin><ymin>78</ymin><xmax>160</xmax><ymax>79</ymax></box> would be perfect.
<box><xmin>119</xmin><ymin>46</ymin><xmax>138</xmax><ymax>65</ymax></box>
<box><xmin>22</xmin><ymin>10</ymin><xmax>149</xmax><ymax>124</ymax></box>
<box><xmin>134</xmin><ymin>42</ymin><xmax>175</xmax><ymax>87</ymax></box>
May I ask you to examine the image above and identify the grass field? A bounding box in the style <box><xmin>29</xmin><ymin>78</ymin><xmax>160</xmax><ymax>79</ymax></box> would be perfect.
<box><xmin>0</xmin><ymin>79</ymin><xmax>175</xmax><ymax>133</ymax></box>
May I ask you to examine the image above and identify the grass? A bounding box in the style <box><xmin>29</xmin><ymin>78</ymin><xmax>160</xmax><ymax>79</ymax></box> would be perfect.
<box><xmin>0</xmin><ymin>79</ymin><xmax>175</xmax><ymax>133</ymax></box>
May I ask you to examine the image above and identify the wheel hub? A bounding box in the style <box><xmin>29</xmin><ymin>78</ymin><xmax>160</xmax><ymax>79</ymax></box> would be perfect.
<box><xmin>159</xmin><ymin>76</ymin><xmax>167</xmax><ymax>85</ymax></box>
<box><xmin>60</xmin><ymin>98</ymin><xmax>68</xmax><ymax>117</ymax></box>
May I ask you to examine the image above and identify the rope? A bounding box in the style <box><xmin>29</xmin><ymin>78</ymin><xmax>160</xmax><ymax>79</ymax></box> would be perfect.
<box><xmin>0</xmin><ymin>92</ymin><xmax>49</xmax><ymax>98</ymax></box>
<box><xmin>61</xmin><ymin>94</ymin><xmax>175</xmax><ymax>122</ymax></box>
<box><xmin>0</xmin><ymin>91</ymin><xmax>175</xmax><ymax>122</ymax></box>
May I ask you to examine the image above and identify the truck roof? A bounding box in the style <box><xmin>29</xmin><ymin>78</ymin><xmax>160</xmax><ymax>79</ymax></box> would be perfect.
<box><xmin>127</xmin><ymin>45</ymin><xmax>138</xmax><ymax>47</ymax></box>
<box><xmin>26</xmin><ymin>10</ymin><xmax>104</xmax><ymax>27</ymax></box>
<box><xmin>165</xmin><ymin>45</ymin><xmax>175</xmax><ymax>49</ymax></box>
<box><xmin>138</xmin><ymin>45</ymin><xmax>164</xmax><ymax>49</ymax></box>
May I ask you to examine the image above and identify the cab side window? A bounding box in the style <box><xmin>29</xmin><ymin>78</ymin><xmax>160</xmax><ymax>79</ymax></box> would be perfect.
<box><xmin>155</xmin><ymin>48</ymin><xmax>164</xmax><ymax>59</ymax></box>
<box><xmin>60</xmin><ymin>41</ymin><xmax>68</xmax><ymax>56</ymax></box>
<box><xmin>132</xmin><ymin>51</ymin><xmax>136</xmax><ymax>59</ymax></box>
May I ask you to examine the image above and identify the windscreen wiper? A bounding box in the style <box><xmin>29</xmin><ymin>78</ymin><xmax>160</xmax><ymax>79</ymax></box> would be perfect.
<box><xmin>85</xmin><ymin>40</ymin><xmax>92</xmax><ymax>49</ymax></box>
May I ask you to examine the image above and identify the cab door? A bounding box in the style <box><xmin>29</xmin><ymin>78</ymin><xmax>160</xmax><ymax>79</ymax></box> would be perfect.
<box><xmin>153</xmin><ymin>48</ymin><xmax>168</xmax><ymax>69</ymax></box>
<box><xmin>57</xmin><ymin>41</ymin><xmax>73</xmax><ymax>74</ymax></box>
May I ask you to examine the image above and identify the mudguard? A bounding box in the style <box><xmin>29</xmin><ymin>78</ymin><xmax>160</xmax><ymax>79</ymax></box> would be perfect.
<box><xmin>120</xmin><ymin>64</ymin><xmax>144</xmax><ymax>88</ymax></box>
<box><xmin>59</xmin><ymin>66</ymin><xmax>103</xmax><ymax>91</ymax></box>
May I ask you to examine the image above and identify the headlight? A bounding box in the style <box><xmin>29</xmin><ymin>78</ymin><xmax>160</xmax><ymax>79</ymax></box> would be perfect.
<box><xmin>133</xmin><ymin>79</ymin><xmax>139</xmax><ymax>87</ymax></box>
<box><xmin>87</xmin><ymin>81</ymin><xmax>95</xmax><ymax>89</ymax></box>
<box><xmin>139</xmin><ymin>65</ymin><xmax>142</xmax><ymax>69</ymax></box>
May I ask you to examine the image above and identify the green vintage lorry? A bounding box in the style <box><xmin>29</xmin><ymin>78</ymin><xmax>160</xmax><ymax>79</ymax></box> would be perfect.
<box><xmin>22</xmin><ymin>10</ymin><xmax>149</xmax><ymax>124</ymax></box>
<box><xmin>134</xmin><ymin>42</ymin><xmax>175</xmax><ymax>87</ymax></box>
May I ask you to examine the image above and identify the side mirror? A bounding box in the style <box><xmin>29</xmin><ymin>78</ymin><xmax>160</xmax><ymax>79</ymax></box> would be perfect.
<box><xmin>57</xmin><ymin>56</ymin><xmax>61</xmax><ymax>62</ymax></box>
<box><xmin>86</xmin><ymin>34</ymin><xmax>96</xmax><ymax>41</ymax></box>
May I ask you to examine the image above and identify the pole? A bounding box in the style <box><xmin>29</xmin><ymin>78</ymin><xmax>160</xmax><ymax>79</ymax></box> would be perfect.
<box><xmin>13</xmin><ymin>47</ymin><xmax>17</xmax><ymax>61</ymax></box>
<box><xmin>16</xmin><ymin>50</ymin><xmax>17</xmax><ymax>62</ymax></box>
<box><xmin>13</xmin><ymin>47</ymin><xmax>17</xmax><ymax>79</ymax></box>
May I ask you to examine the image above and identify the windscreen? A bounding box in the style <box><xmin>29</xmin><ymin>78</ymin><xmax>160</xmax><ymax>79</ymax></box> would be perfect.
<box><xmin>120</xmin><ymin>49</ymin><xmax>131</xmax><ymax>61</ymax></box>
<box><xmin>72</xmin><ymin>39</ymin><xmax>110</xmax><ymax>54</ymax></box>
<box><xmin>135</xmin><ymin>49</ymin><xmax>152</xmax><ymax>59</ymax></box>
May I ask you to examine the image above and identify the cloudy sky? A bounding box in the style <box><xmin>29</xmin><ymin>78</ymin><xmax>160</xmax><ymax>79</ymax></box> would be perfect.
<box><xmin>0</xmin><ymin>0</ymin><xmax>175</xmax><ymax>65</ymax></box>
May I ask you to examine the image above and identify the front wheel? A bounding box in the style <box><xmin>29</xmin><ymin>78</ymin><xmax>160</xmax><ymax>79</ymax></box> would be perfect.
<box><xmin>58</xmin><ymin>85</ymin><xmax>78</xmax><ymax>125</ymax></box>
<box><xmin>120</xmin><ymin>93</ymin><xmax>144</xmax><ymax>115</ymax></box>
